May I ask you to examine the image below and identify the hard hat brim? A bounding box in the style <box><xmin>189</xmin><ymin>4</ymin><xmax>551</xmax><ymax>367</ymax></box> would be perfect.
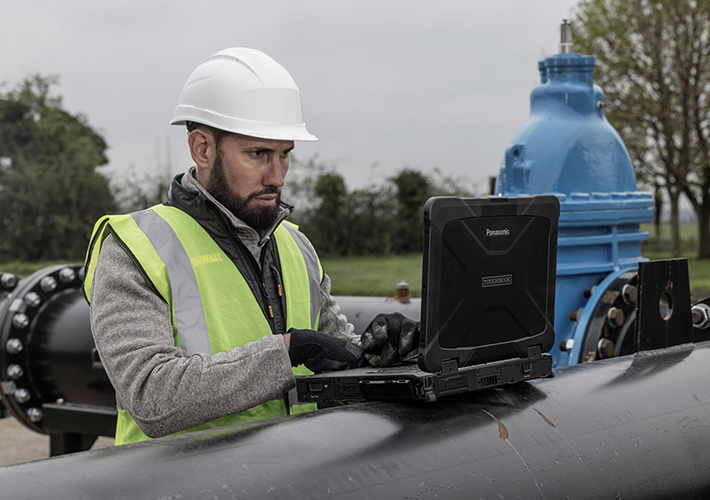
<box><xmin>170</xmin><ymin>108</ymin><xmax>318</xmax><ymax>142</ymax></box>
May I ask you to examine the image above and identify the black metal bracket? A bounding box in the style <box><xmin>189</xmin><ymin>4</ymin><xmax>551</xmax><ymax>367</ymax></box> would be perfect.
<box><xmin>635</xmin><ymin>259</ymin><xmax>693</xmax><ymax>352</ymax></box>
<box><xmin>42</xmin><ymin>402</ymin><xmax>117</xmax><ymax>456</ymax></box>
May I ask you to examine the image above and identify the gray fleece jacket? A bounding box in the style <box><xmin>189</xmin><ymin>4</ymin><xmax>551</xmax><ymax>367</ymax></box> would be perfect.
<box><xmin>89</xmin><ymin>167</ymin><xmax>357</xmax><ymax>438</ymax></box>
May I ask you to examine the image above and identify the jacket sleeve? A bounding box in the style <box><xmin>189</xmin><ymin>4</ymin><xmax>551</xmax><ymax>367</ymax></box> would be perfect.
<box><xmin>89</xmin><ymin>235</ymin><xmax>296</xmax><ymax>439</ymax></box>
<box><xmin>316</xmin><ymin>273</ymin><xmax>360</xmax><ymax>346</ymax></box>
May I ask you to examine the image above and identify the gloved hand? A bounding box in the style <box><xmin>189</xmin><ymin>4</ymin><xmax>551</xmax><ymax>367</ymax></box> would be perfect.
<box><xmin>361</xmin><ymin>312</ymin><xmax>420</xmax><ymax>367</ymax></box>
<box><xmin>286</xmin><ymin>328</ymin><xmax>365</xmax><ymax>373</ymax></box>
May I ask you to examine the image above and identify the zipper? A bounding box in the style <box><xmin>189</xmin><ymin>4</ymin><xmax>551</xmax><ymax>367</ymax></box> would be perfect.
<box><xmin>270</xmin><ymin>264</ymin><xmax>287</xmax><ymax>330</ymax></box>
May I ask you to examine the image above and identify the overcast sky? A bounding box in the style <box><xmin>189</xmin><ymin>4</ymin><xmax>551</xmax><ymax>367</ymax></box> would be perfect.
<box><xmin>4</xmin><ymin>0</ymin><xmax>579</xmax><ymax>193</ymax></box>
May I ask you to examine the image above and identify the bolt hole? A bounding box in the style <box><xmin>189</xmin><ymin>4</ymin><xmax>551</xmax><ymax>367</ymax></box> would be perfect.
<box><xmin>659</xmin><ymin>291</ymin><xmax>674</xmax><ymax>320</ymax></box>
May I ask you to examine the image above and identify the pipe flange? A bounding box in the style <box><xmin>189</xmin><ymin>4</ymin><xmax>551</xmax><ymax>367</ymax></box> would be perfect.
<box><xmin>578</xmin><ymin>271</ymin><xmax>638</xmax><ymax>363</ymax></box>
<box><xmin>0</xmin><ymin>264</ymin><xmax>84</xmax><ymax>434</ymax></box>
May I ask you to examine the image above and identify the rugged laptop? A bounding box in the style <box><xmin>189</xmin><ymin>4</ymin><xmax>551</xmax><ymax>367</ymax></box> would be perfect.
<box><xmin>297</xmin><ymin>195</ymin><xmax>560</xmax><ymax>403</ymax></box>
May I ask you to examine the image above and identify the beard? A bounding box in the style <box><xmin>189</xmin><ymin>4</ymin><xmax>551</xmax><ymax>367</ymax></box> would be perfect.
<box><xmin>206</xmin><ymin>152</ymin><xmax>283</xmax><ymax>231</ymax></box>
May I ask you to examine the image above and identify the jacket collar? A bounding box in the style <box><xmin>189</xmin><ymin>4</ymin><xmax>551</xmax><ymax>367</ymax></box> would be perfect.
<box><xmin>168</xmin><ymin>167</ymin><xmax>292</xmax><ymax>245</ymax></box>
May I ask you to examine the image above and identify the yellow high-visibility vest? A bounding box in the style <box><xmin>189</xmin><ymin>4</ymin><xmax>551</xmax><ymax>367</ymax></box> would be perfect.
<box><xmin>84</xmin><ymin>204</ymin><xmax>321</xmax><ymax>445</ymax></box>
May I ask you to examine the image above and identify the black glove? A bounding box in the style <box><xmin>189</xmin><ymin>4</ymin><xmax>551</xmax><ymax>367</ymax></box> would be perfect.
<box><xmin>287</xmin><ymin>328</ymin><xmax>365</xmax><ymax>373</ymax></box>
<box><xmin>361</xmin><ymin>312</ymin><xmax>420</xmax><ymax>367</ymax></box>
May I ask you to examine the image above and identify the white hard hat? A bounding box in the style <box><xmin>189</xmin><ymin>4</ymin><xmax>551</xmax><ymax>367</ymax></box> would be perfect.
<box><xmin>170</xmin><ymin>48</ymin><xmax>317</xmax><ymax>141</ymax></box>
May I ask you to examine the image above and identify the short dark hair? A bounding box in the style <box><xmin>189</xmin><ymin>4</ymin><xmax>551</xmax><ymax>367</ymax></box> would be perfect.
<box><xmin>186</xmin><ymin>121</ymin><xmax>230</xmax><ymax>148</ymax></box>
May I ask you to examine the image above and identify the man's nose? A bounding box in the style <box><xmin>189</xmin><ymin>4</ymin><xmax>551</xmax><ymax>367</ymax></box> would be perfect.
<box><xmin>264</xmin><ymin>155</ymin><xmax>285</xmax><ymax>187</ymax></box>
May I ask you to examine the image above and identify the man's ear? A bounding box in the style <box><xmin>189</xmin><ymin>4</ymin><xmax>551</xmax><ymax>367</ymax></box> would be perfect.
<box><xmin>188</xmin><ymin>128</ymin><xmax>214</xmax><ymax>176</ymax></box>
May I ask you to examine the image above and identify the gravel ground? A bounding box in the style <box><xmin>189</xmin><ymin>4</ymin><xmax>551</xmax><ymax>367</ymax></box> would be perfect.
<box><xmin>0</xmin><ymin>415</ymin><xmax>114</xmax><ymax>467</ymax></box>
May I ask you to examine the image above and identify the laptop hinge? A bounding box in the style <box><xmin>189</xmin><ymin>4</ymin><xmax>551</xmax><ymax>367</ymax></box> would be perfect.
<box><xmin>526</xmin><ymin>345</ymin><xmax>543</xmax><ymax>359</ymax></box>
<box><xmin>441</xmin><ymin>358</ymin><xmax>459</xmax><ymax>374</ymax></box>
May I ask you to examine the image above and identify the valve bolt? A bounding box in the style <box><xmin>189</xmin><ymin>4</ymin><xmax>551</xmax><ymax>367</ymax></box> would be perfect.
<box><xmin>622</xmin><ymin>284</ymin><xmax>638</xmax><ymax>305</ymax></box>
<box><xmin>559</xmin><ymin>339</ymin><xmax>575</xmax><ymax>352</ymax></box>
<box><xmin>569</xmin><ymin>308</ymin><xmax>584</xmax><ymax>322</ymax></box>
<box><xmin>597</xmin><ymin>338</ymin><xmax>615</xmax><ymax>358</ymax></box>
<box><xmin>607</xmin><ymin>307</ymin><xmax>624</xmax><ymax>327</ymax></box>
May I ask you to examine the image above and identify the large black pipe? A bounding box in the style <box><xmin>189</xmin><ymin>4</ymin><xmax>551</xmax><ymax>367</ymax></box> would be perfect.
<box><xmin>2</xmin><ymin>341</ymin><xmax>709</xmax><ymax>499</ymax></box>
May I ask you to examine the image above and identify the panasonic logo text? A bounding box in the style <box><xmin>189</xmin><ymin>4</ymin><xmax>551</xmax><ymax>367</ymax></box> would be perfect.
<box><xmin>486</xmin><ymin>228</ymin><xmax>510</xmax><ymax>237</ymax></box>
<box><xmin>482</xmin><ymin>274</ymin><xmax>513</xmax><ymax>288</ymax></box>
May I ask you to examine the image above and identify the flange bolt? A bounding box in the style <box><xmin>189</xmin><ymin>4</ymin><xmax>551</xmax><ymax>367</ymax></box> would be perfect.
<box><xmin>1</xmin><ymin>273</ymin><xmax>18</xmax><ymax>290</ymax></box>
<box><xmin>14</xmin><ymin>388</ymin><xmax>30</xmax><ymax>404</ymax></box>
<box><xmin>58</xmin><ymin>268</ymin><xmax>76</xmax><ymax>283</ymax></box>
<box><xmin>40</xmin><ymin>276</ymin><xmax>57</xmax><ymax>293</ymax></box>
<box><xmin>24</xmin><ymin>292</ymin><xmax>40</xmax><ymax>307</ymax></box>
<box><xmin>12</xmin><ymin>313</ymin><xmax>29</xmax><ymax>329</ymax></box>
<box><xmin>6</xmin><ymin>338</ymin><xmax>23</xmax><ymax>354</ymax></box>
<box><xmin>26</xmin><ymin>407</ymin><xmax>43</xmax><ymax>423</ymax></box>
<box><xmin>7</xmin><ymin>364</ymin><xmax>23</xmax><ymax>380</ymax></box>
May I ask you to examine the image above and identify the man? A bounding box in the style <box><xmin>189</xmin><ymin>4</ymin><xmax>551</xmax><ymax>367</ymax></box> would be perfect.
<box><xmin>84</xmin><ymin>48</ymin><xmax>418</xmax><ymax>445</ymax></box>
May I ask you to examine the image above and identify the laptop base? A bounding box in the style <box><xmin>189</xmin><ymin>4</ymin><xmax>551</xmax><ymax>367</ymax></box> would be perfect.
<box><xmin>297</xmin><ymin>346</ymin><xmax>553</xmax><ymax>403</ymax></box>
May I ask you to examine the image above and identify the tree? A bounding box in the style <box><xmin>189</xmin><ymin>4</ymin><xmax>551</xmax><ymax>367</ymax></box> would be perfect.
<box><xmin>311</xmin><ymin>173</ymin><xmax>348</xmax><ymax>255</ymax></box>
<box><xmin>573</xmin><ymin>0</ymin><xmax>710</xmax><ymax>258</ymax></box>
<box><xmin>391</xmin><ymin>169</ymin><xmax>432</xmax><ymax>254</ymax></box>
<box><xmin>112</xmin><ymin>139</ymin><xmax>175</xmax><ymax>213</ymax></box>
<box><xmin>0</xmin><ymin>75</ymin><xmax>116</xmax><ymax>261</ymax></box>
<box><xmin>284</xmin><ymin>155</ymin><xmax>477</xmax><ymax>256</ymax></box>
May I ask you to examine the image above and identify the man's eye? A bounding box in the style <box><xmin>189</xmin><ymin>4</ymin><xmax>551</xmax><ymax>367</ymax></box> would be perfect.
<box><xmin>281</xmin><ymin>150</ymin><xmax>291</xmax><ymax>157</ymax></box>
<box><xmin>251</xmin><ymin>150</ymin><xmax>264</xmax><ymax>157</ymax></box>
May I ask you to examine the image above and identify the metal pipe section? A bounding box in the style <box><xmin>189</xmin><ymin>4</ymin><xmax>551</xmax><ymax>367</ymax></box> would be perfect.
<box><xmin>2</xmin><ymin>341</ymin><xmax>709</xmax><ymax>499</ymax></box>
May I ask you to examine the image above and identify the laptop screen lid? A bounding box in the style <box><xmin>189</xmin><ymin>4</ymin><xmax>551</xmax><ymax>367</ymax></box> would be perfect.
<box><xmin>417</xmin><ymin>196</ymin><xmax>559</xmax><ymax>373</ymax></box>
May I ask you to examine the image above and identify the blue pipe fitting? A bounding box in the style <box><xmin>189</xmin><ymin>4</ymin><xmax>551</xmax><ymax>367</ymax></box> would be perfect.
<box><xmin>495</xmin><ymin>52</ymin><xmax>653</xmax><ymax>367</ymax></box>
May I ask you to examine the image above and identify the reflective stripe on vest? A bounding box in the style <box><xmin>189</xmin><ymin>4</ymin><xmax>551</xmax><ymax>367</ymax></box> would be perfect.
<box><xmin>131</xmin><ymin>209</ymin><xmax>212</xmax><ymax>356</ymax></box>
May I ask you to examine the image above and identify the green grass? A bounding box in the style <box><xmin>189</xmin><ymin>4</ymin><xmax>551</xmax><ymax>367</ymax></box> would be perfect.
<box><xmin>322</xmin><ymin>254</ymin><xmax>423</xmax><ymax>297</ymax></box>
<box><xmin>641</xmin><ymin>223</ymin><xmax>710</xmax><ymax>297</ymax></box>
<box><xmin>323</xmin><ymin>223</ymin><xmax>710</xmax><ymax>298</ymax></box>
<box><xmin>5</xmin><ymin>222</ymin><xmax>710</xmax><ymax>299</ymax></box>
